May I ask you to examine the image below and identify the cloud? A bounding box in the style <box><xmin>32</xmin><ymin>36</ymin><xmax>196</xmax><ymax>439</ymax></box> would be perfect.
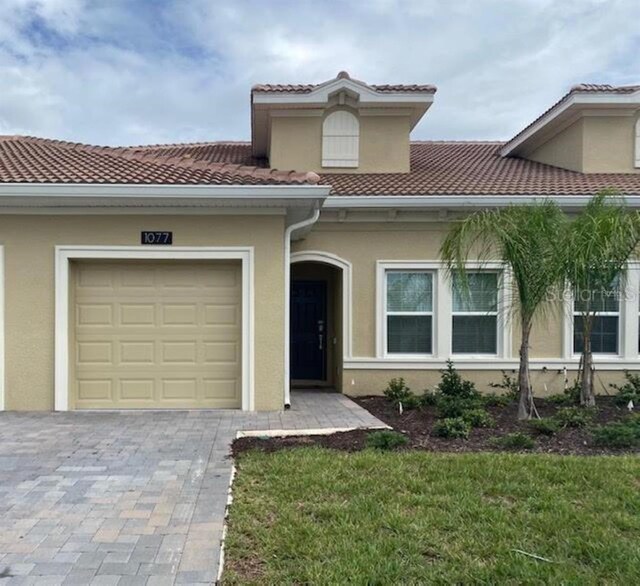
<box><xmin>0</xmin><ymin>0</ymin><xmax>638</xmax><ymax>145</ymax></box>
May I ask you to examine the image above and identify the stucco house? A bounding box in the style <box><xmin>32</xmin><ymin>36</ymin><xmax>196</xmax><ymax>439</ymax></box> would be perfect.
<box><xmin>1</xmin><ymin>71</ymin><xmax>640</xmax><ymax>412</ymax></box>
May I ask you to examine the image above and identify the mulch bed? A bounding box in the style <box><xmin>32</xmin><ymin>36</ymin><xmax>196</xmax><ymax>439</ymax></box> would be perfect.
<box><xmin>233</xmin><ymin>396</ymin><xmax>639</xmax><ymax>456</ymax></box>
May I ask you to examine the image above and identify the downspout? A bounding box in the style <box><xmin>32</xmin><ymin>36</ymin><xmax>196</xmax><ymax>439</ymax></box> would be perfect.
<box><xmin>283</xmin><ymin>204</ymin><xmax>321</xmax><ymax>408</ymax></box>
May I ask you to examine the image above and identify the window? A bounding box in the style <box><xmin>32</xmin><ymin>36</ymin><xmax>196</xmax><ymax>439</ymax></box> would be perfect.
<box><xmin>385</xmin><ymin>271</ymin><xmax>433</xmax><ymax>354</ymax></box>
<box><xmin>322</xmin><ymin>110</ymin><xmax>359</xmax><ymax>168</ymax></box>
<box><xmin>573</xmin><ymin>281</ymin><xmax>620</xmax><ymax>354</ymax></box>
<box><xmin>635</xmin><ymin>118</ymin><xmax>640</xmax><ymax>168</ymax></box>
<box><xmin>452</xmin><ymin>272</ymin><xmax>498</xmax><ymax>354</ymax></box>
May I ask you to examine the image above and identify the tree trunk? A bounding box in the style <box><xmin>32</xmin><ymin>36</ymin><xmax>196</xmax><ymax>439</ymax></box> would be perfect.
<box><xmin>517</xmin><ymin>318</ymin><xmax>535</xmax><ymax>420</ymax></box>
<box><xmin>580</xmin><ymin>316</ymin><xmax>596</xmax><ymax>407</ymax></box>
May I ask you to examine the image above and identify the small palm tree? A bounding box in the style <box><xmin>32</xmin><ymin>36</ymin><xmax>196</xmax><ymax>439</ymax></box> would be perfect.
<box><xmin>441</xmin><ymin>201</ymin><xmax>565</xmax><ymax>420</ymax></box>
<box><xmin>562</xmin><ymin>192</ymin><xmax>640</xmax><ymax>407</ymax></box>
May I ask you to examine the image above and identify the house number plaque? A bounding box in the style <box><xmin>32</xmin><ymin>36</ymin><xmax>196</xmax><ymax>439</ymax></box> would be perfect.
<box><xmin>141</xmin><ymin>231</ymin><xmax>173</xmax><ymax>245</ymax></box>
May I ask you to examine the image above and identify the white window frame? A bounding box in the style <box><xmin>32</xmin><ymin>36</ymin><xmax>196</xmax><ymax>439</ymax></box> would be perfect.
<box><xmin>322</xmin><ymin>110</ymin><xmax>360</xmax><ymax>168</ymax></box>
<box><xmin>451</xmin><ymin>269</ymin><xmax>502</xmax><ymax>358</ymax></box>
<box><xmin>635</xmin><ymin>117</ymin><xmax>640</xmax><ymax>169</ymax></box>
<box><xmin>376</xmin><ymin>261</ymin><xmax>511</xmax><ymax>362</ymax></box>
<box><xmin>562</xmin><ymin>265</ymin><xmax>640</xmax><ymax>361</ymax></box>
<box><xmin>383</xmin><ymin>268</ymin><xmax>436</xmax><ymax>358</ymax></box>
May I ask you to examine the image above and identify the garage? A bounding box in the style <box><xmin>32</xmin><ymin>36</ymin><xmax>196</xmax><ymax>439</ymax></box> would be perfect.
<box><xmin>71</xmin><ymin>259</ymin><xmax>242</xmax><ymax>409</ymax></box>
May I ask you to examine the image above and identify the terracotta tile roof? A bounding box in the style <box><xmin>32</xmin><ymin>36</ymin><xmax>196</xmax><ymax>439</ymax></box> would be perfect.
<box><xmin>125</xmin><ymin>140</ymin><xmax>640</xmax><ymax>196</ymax></box>
<box><xmin>252</xmin><ymin>70</ymin><xmax>437</xmax><ymax>95</ymax></box>
<box><xmin>0</xmin><ymin>136</ymin><xmax>317</xmax><ymax>185</ymax></box>
<box><xmin>2</xmin><ymin>136</ymin><xmax>639</xmax><ymax>196</ymax></box>
<box><xmin>503</xmin><ymin>83</ymin><xmax>640</xmax><ymax>154</ymax></box>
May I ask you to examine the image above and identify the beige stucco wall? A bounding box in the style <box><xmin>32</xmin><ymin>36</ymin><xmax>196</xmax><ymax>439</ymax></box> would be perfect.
<box><xmin>582</xmin><ymin>115</ymin><xmax>639</xmax><ymax>173</ymax></box>
<box><xmin>269</xmin><ymin>110</ymin><xmax>411</xmax><ymax>174</ymax></box>
<box><xmin>1</xmin><ymin>214</ymin><xmax>285</xmax><ymax>411</ymax></box>
<box><xmin>343</xmin><ymin>369</ymin><xmax>628</xmax><ymax>397</ymax></box>
<box><xmin>528</xmin><ymin>118</ymin><xmax>585</xmax><ymax>172</ymax></box>
<box><xmin>527</xmin><ymin>112</ymin><xmax>640</xmax><ymax>174</ymax></box>
<box><xmin>295</xmin><ymin>218</ymin><xmax>628</xmax><ymax>397</ymax></box>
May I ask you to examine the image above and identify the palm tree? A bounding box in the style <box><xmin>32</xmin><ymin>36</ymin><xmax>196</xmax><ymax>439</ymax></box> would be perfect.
<box><xmin>441</xmin><ymin>201</ymin><xmax>565</xmax><ymax>420</ymax></box>
<box><xmin>562</xmin><ymin>192</ymin><xmax>640</xmax><ymax>407</ymax></box>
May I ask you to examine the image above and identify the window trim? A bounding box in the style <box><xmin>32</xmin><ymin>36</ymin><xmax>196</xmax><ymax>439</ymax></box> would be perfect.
<box><xmin>451</xmin><ymin>270</ymin><xmax>501</xmax><ymax>357</ymax></box>
<box><xmin>562</xmin><ymin>265</ymin><xmax>640</xmax><ymax>361</ymax></box>
<box><xmin>383</xmin><ymin>268</ymin><xmax>435</xmax><ymax>358</ymax></box>
<box><xmin>376</xmin><ymin>261</ymin><xmax>511</xmax><ymax>362</ymax></box>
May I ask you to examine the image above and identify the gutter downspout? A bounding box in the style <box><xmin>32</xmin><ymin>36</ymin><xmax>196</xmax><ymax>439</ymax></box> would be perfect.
<box><xmin>283</xmin><ymin>204</ymin><xmax>321</xmax><ymax>409</ymax></box>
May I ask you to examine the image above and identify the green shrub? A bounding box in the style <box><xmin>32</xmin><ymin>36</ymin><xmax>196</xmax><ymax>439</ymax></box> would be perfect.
<box><xmin>419</xmin><ymin>391</ymin><xmax>439</xmax><ymax>407</ymax></box>
<box><xmin>488</xmin><ymin>371</ymin><xmax>519</xmax><ymax>401</ymax></box>
<box><xmin>433</xmin><ymin>417</ymin><xmax>471</xmax><ymax>439</ymax></box>
<box><xmin>547</xmin><ymin>380</ymin><xmax>581</xmax><ymax>406</ymax></box>
<box><xmin>546</xmin><ymin>393</ymin><xmax>575</xmax><ymax>406</ymax></box>
<box><xmin>489</xmin><ymin>432</ymin><xmax>535</xmax><ymax>450</ymax></box>
<box><xmin>528</xmin><ymin>418</ymin><xmax>560</xmax><ymax>436</ymax></box>
<box><xmin>554</xmin><ymin>406</ymin><xmax>594</xmax><ymax>429</ymax></box>
<box><xmin>462</xmin><ymin>408</ymin><xmax>495</xmax><ymax>428</ymax></box>
<box><xmin>401</xmin><ymin>394</ymin><xmax>422</xmax><ymax>410</ymax></box>
<box><xmin>383</xmin><ymin>378</ymin><xmax>414</xmax><ymax>407</ymax></box>
<box><xmin>437</xmin><ymin>360</ymin><xmax>480</xmax><ymax>400</ymax></box>
<box><xmin>610</xmin><ymin>371</ymin><xmax>640</xmax><ymax>407</ymax></box>
<box><xmin>592</xmin><ymin>422</ymin><xmax>640</xmax><ymax>449</ymax></box>
<box><xmin>366</xmin><ymin>430</ymin><xmax>409</xmax><ymax>450</ymax></box>
<box><xmin>436</xmin><ymin>395</ymin><xmax>482</xmax><ymax>419</ymax></box>
<box><xmin>482</xmin><ymin>392</ymin><xmax>512</xmax><ymax>408</ymax></box>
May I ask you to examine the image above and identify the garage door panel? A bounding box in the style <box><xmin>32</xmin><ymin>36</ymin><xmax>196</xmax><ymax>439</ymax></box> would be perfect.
<box><xmin>73</xmin><ymin>260</ymin><xmax>241</xmax><ymax>409</ymax></box>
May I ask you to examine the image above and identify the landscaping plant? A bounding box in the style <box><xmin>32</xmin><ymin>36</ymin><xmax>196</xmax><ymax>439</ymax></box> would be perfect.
<box><xmin>366</xmin><ymin>430</ymin><xmax>409</xmax><ymax>450</ymax></box>
<box><xmin>489</xmin><ymin>432</ymin><xmax>536</xmax><ymax>450</ymax></box>
<box><xmin>441</xmin><ymin>201</ymin><xmax>565</xmax><ymax>419</ymax></box>
<box><xmin>433</xmin><ymin>417</ymin><xmax>471</xmax><ymax>439</ymax></box>
<box><xmin>610</xmin><ymin>370</ymin><xmax>640</xmax><ymax>408</ymax></box>
<box><xmin>562</xmin><ymin>192</ymin><xmax>640</xmax><ymax>407</ymax></box>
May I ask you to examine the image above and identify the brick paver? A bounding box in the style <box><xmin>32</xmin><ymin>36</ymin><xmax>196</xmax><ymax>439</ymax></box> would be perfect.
<box><xmin>0</xmin><ymin>391</ymin><xmax>384</xmax><ymax>584</ymax></box>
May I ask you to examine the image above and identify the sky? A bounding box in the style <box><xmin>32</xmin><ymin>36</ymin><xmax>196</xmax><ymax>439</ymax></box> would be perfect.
<box><xmin>0</xmin><ymin>0</ymin><xmax>638</xmax><ymax>147</ymax></box>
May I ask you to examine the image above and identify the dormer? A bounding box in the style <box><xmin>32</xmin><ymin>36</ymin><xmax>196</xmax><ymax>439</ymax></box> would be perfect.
<box><xmin>502</xmin><ymin>84</ymin><xmax>640</xmax><ymax>173</ymax></box>
<box><xmin>251</xmin><ymin>71</ymin><xmax>436</xmax><ymax>174</ymax></box>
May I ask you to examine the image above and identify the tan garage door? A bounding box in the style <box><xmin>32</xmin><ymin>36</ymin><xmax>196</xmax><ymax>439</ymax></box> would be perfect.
<box><xmin>72</xmin><ymin>260</ymin><xmax>242</xmax><ymax>409</ymax></box>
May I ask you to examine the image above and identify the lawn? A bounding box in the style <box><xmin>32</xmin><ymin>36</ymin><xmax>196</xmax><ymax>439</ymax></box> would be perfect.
<box><xmin>222</xmin><ymin>449</ymin><xmax>640</xmax><ymax>584</ymax></box>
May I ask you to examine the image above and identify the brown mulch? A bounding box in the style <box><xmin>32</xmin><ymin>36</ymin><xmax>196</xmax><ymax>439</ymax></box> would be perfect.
<box><xmin>233</xmin><ymin>396</ymin><xmax>639</xmax><ymax>457</ymax></box>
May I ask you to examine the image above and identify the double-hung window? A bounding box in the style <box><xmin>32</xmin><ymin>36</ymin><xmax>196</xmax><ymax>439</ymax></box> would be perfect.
<box><xmin>573</xmin><ymin>280</ymin><xmax>620</xmax><ymax>354</ymax></box>
<box><xmin>385</xmin><ymin>271</ymin><xmax>433</xmax><ymax>355</ymax></box>
<box><xmin>452</xmin><ymin>272</ymin><xmax>499</xmax><ymax>354</ymax></box>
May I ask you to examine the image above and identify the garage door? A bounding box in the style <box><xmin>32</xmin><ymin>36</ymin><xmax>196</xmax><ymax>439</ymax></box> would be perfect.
<box><xmin>72</xmin><ymin>260</ymin><xmax>241</xmax><ymax>409</ymax></box>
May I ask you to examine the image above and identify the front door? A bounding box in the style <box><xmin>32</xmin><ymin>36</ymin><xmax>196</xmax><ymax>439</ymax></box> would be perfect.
<box><xmin>291</xmin><ymin>280</ymin><xmax>327</xmax><ymax>381</ymax></box>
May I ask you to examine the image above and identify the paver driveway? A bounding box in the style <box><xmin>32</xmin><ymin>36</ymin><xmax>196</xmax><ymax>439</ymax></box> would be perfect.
<box><xmin>0</xmin><ymin>391</ymin><xmax>384</xmax><ymax>585</ymax></box>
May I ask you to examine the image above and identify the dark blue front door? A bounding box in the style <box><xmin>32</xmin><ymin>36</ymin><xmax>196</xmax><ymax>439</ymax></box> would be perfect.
<box><xmin>291</xmin><ymin>280</ymin><xmax>327</xmax><ymax>381</ymax></box>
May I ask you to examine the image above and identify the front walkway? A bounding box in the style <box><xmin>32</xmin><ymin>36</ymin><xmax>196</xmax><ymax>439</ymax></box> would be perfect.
<box><xmin>0</xmin><ymin>391</ymin><xmax>385</xmax><ymax>585</ymax></box>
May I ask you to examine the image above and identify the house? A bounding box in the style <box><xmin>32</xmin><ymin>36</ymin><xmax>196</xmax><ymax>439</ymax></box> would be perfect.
<box><xmin>1</xmin><ymin>72</ymin><xmax>640</xmax><ymax>412</ymax></box>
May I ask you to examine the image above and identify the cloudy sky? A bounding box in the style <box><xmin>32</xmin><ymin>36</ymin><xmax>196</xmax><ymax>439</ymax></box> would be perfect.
<box><xmin>0</xmin><ymin>0</ymin><xmax>638</xmax><ymax>146</ymax></box>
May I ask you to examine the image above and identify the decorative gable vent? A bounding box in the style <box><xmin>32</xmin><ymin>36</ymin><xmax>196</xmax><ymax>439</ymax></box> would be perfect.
<box><xmin>322</xmin><ymin>111</ymin><xmax>359</xmax><ymax>168</ymax></box>
<box><xmin>635</xmin><ymin>118</ymin><xmax>640</xmax><ymax>168</ymax></box>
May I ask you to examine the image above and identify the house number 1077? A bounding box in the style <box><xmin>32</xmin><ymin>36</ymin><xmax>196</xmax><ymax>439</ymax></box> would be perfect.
<box><xmin>141</xmin><ymin>231</ymin><xmax>173</xmax><ymax>245</ymax></box>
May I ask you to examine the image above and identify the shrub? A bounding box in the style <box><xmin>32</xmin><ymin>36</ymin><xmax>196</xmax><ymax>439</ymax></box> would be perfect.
<box><xmin>366</xmin><ymin>430</ymin><xmax>409</xmax><ymax>450</ymax></box>
<box><xmin>528</xmin><ymin>417</ymin><xmax>560</xmax><ymax>436</ymax></box>
<box><xmin>554</xmin><ymin>406</ymin><xmax>594</xmax><ymax>429</ymax></box>
<box><xmin>546</xmin><ymin>393</ymin><xmax>575</xmax><ymax>406</ymax></box>
<box><xmin>419</xmin><ymin>391</ymin><xmax>439</xmax><ymax>407</ymax></box>
<box><xmin>547</xmin><ymin>380</ymin><xmax>581</xmax><ymax>406</ymax></box>
<box><xmin>401</xmin><ymin>394</ymin><xmax>422</xmax><ymax>411</ymax></box>
<box><xmin>610</xmin><ymin>371</ymin><xmax>640</xmax><ymax>407</ymax></box>
<box><xmin>489</xmin><ymin>432</ymin><xmax>535</xmax><ymax>450</ymax></box>
<box><xmin>489</xmin><ymin>371</ymin><xmax>519</xmax><ymax>401</ymax></box>
<box><xmin>482</xmin><ymin>392</ymin><xmax>512</xmax><ymax>408</ymax></box>
<box><xmin>383</xmin><ymin>378</ymin><xmax>414</xmax><ymax>407</ymax></box>
<box><xmin>433</xmin><ymin>417</ymin><xmax>471</xmax><ymax>439</ymax></box>
<box><xmin>592</xmin><ymin>422</ymin><xmax>640</xmax><ymax>449</ymax></box>
<box><xmin>437</xmin><ymin>360</ymin><xmax>480</xmax><ymax>400</ymax></box>
<box><xmin>462</xmin><ymin>408</ymin><xmax>495</xmax><ymax>428</ymax></box>
<box><xmin>436</xmin><ymin>395</ymin><xmax>482</xmax><ymax>419</ymax></box>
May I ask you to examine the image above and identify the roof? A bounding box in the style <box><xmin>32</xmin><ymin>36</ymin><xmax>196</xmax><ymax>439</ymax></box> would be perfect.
<box><xmin>502</xmin><ymin>83</ymin><xmax>640</xmax><ymax>155</ymax></box>
<box><xmin>252</xmin><ymin>70</ymin><xmax>437</xmax><ymax>95</ymax></box>
<box><xmin>0</xmin><ymin>136</ymin><xmax>317</xmax><ymax>185</ymax></box>
<box><xmin>1</xmin><ymin>136</ymin><xmax>639</xmax><ymax>196</ymax></box>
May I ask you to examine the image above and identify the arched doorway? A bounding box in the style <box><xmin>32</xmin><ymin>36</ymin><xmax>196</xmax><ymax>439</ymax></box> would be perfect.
<box><xmin>290</xmin><ymin>252</ymin><xmax>352</xmax><ymax>391</ymax></box>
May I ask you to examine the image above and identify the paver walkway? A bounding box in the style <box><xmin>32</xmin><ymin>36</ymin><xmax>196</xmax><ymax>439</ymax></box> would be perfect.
<box><xmin>0</xmin><ymin>391</ymin><xmax>385</xmax><ymax>585</ymax></box>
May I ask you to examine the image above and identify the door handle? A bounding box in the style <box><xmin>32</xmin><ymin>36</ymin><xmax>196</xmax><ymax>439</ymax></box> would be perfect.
<box><xmin>318</xmin><ymin>333</ymin><xmax>323</xmax><ymax>350</ymax></box>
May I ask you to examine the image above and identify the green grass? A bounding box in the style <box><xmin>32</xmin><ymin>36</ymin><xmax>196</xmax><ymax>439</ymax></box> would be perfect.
<box><xmin>223</xmin><ymin>449</ymin><xmax>640</xmax><ymax>585</ymax></box>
